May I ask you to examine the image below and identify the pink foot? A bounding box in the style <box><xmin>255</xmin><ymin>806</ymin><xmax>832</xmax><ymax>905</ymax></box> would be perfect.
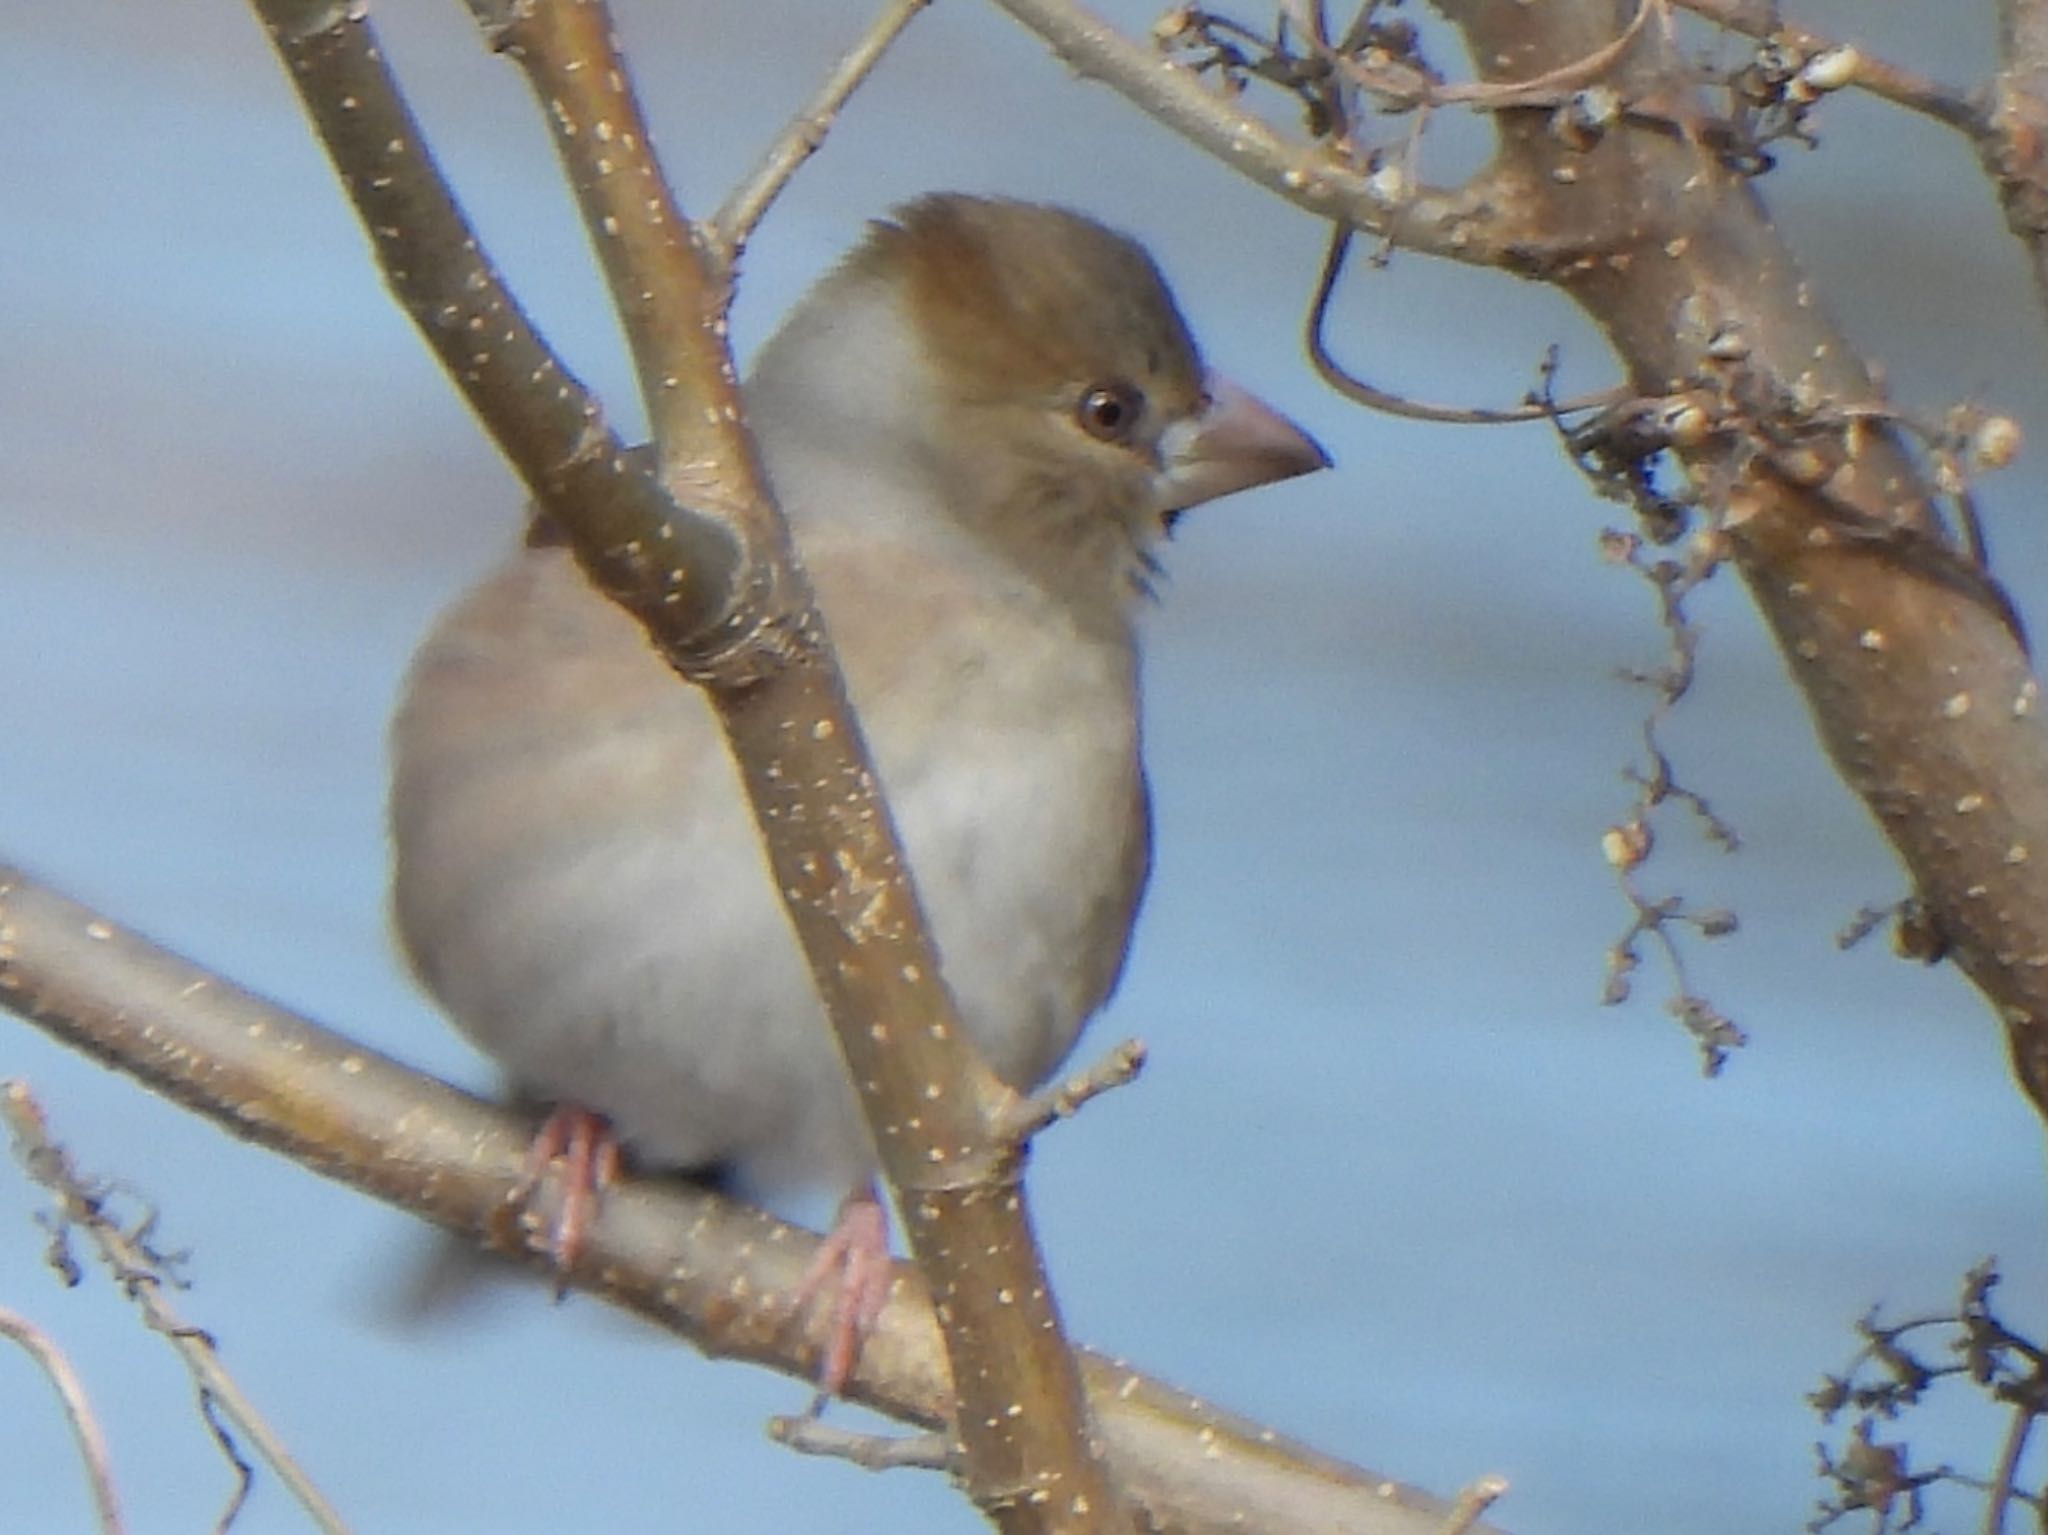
<box><xmin>515</xmin><ymin>1103</ymin><xmax>621</xmax><ymax>1288</ymax></box>
<box><xmin>791</xmin><ymin>1184</ymin><xmax>894</xmax><ymax>1397</ymax></box>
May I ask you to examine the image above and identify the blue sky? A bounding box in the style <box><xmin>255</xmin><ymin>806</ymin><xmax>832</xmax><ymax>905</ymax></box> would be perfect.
<box><xmin>3</xmin><ymin>2</ymin><xmax>2046</xmax><ymax>1531</ymax></box>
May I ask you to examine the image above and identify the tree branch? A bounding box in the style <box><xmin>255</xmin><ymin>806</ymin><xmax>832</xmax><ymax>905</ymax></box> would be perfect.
<box><xmin>458</xmin><ymin>2</ymin><xmax>1126</xmax><ymax>1523</ymax></box>
<box><xmin>253</xmin><ymin>1</ymin><xmax>1127</xmax><ymax>1526</ymax></box>
<box><xmin>988</xmin><ymin>0</ymin><xmax>1578</xmax><ymax>272</ymax></box>
<box><xmin>1430</xmin><ymin>0</ymin><xmax>2048</xmax><ymax>1116</ymax></box>
<box><xmin>0</xmin><ymin>865</ymin><xmax>1502</xmax><ymax>1535</ymax></box>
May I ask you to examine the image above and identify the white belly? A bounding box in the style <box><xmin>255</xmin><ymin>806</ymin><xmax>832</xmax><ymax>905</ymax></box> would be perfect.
<box><xmin>390</xmin><ymin>547</ymin><xmax>1148</xmax><ymax>1195</ymax></box>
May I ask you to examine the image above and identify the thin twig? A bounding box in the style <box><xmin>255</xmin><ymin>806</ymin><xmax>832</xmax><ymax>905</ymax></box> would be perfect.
<box><xmin>0</xmin><ymin>1301</ymin><xmax>125</xmax><ymax>1535</ymax></box>
<box><xmin>1669</xmin><ymin>0</ymin><xmax>1982</xmax><ymax>131</ymax></box>
<box><xmin>1428</xmin><ymin>0</ymin><xmax>1657</xmax><ymax>109</ymax></box>
<box><xmin>1307</xmin><ymin>225</ymin><xmax>1626</xmax><ymax>423</ymax></box>
<box><xmin>1</xmin><ymin>1083</ymin><xmax>351</xmax><ymax>1535</ymax></box>
<box><xmin>994</xmin><ymin>1038</ymin><xmax>1146</xmax><ymax>1144</ymax></box>
<box><xmin>767</xmin><ymin>1415</ymin><xmax>955</xmax><ymax>1472</ymax></box>
<box><xmin>1982</xmin><ymin>1405</ymin><xmax>2034</xmax><ymax>1535</ymax></box>
<box><xmin>1438</xmin><ymin>1475</ymin><xmax>1510</xmax><ymax>1535</ymax></box>
<box><xmin>710</xmin><ymin>0</ymin><xmax>932</xmax><ymax>270</ymax></box>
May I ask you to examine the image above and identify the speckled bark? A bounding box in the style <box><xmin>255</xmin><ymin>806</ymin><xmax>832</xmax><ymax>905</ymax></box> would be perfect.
<box><xmin>261</xmin><ymin>2</ymin><xmax>1120</xmax><ymax>1527</ymax></box>
<box><xmin>1441</xmin><ymin>0</ymin><xmax>2048</xmax><ymax>1116</ymax></box>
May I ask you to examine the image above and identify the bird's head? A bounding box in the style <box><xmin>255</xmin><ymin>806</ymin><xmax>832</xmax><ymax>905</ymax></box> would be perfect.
<box><xmin>750</xmin><ymin>194</ymin><xmax>1329</xmax><ymax>616</ymax></box>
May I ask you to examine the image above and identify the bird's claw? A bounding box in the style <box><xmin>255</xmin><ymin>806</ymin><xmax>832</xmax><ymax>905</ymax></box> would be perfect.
<box><xmin>791</xmin><ymin>1185</ymin><xmax>894</xmax><ymax>1400</ymax></box>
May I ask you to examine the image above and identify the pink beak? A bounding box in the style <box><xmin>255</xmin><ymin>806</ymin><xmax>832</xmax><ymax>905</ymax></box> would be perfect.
<box><xmin>1156</xmin><ymin>373</ymin><xmax>1330</xmax><ymax>516</ymax></box>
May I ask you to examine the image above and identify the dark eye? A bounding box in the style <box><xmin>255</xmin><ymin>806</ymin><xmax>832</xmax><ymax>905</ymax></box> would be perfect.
<box><xmin>1076</xmin><ymin>382</ymin><xmax>1143</xmax><ymax>443</ymax></box>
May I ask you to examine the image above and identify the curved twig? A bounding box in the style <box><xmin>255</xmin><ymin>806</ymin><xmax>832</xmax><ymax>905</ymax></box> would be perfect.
<box><xmin>1306</xmin><ymin>224</ymin><xmax>1624</xmax><ymax>423</ymax></box>
<box><xmin>0</xmin><ymin>1301</ymin><xmax>124</xmax><ymax>1535</ymax></box>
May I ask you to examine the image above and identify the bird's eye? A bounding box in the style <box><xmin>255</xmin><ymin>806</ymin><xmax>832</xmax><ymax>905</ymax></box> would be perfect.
<box><xmin>1076</xmin><ymin>383</ymin><xmax>1143</xmax><ymax>443</ymax></box>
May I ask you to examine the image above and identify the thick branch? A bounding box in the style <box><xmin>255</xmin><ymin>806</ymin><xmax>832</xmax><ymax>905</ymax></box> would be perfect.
<box><xmin>0</xmin><ymin>865</ymin><xmax>1500</xmax><ymax>1535</ymax></box>
<box><xmin>253</xmin><ymin>2</ymin><xmax>1132</xmax><ymax>1527</ymax></box>
<box><xmin>1433</xmin><ymin>0</ymin><xmax>2048</xmax><ymax>1117</ymax></box>
<box><xmin>462</xmin><ymin>6</ymin><xmax>1122</xmax><ymax>1526</ymax></box>
<box><xmin>254</xmin><ymin>0</ymin><xmax>742</xmax><ymax>641</ymax></box>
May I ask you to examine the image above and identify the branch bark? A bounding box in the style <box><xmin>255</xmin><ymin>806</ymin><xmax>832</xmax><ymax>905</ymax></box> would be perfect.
<box><xmin>1439</xmin><ymin>0</ymin><xmax>2048</xmax><ymax>1116</ymax></box>
<box><xmin>0</xmin><ymin>864</ymin><xmax>1501</xmax><ymax>1535</ymax></box>
<box><xmin>1992</xmin><ymin>0</ymin><xmax>2048</xmax><ymax>314</ymax></box>
<box><xmin>441</xmin><ymin>2</ymin><xmax>1114</xmax><ymax>1523</ymax></box>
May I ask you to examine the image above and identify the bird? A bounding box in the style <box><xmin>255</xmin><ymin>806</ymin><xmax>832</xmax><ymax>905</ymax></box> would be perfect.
<box><xmin>388</xmin><ymin>193</ymin><xmax>1329</xmax><ymax>1392</ymax></box>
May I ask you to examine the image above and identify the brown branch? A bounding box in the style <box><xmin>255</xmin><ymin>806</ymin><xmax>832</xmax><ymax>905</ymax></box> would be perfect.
<box><xmin>253</xmin><ymin>0</ymin><xmax>742</xmax><ymax>643</ymax></box>
<box><xmin>1421</xmin><ymin>0</ymin><xmax>2048</xmax><ymax>1118</ymax></box>
<box><xmin>0</xmin><ymin>1299</ymin><xmax>124</xmax><ymax>1535</ymax></box>
<box><xmin>434</xmin><ymin>4</ymin><xmax>1123</xmax><ymax>1526</ymax></box>
<box><xmin>0</xmin><ymin>864</ymin><xmax>1503</xmax><ymax>1535</ymax></box>
<box><xmin>465</xmin><ymin>0</ymin><xmax>757</xmax><ymax>491</ymax></box>
<box><xmin>2</xmin><ymin>1081</ymin><xmax>351</xmax><ymax>1535</ymax></box>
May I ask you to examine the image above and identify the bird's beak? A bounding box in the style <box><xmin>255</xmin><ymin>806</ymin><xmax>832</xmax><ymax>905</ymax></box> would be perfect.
<box><xmin>1156</xmin><ymin>373</ymin><xmax>1330</xmax><ymax>517</ymax></box>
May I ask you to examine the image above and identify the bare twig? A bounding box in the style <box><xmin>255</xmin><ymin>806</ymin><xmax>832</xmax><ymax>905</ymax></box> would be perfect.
<box><xmin>1808</xmin><ymin>1261</ymin><xmax>2048</xmax><ymax>1532</ymax></box>
<box><xmin>1438</xmin><ymin>1475</ymin><xmax>1510</xmax><ymax>1535</ymax></box>
<box><xmin>710</xmin><ymin>0</ymin><xmax>933</xmax><ymax>269</ymax></box>
<box><xmin>994</xmin><ymin>1038</ymin><xmax>1147</xmax><ymax>1144</ymax></box>
<box><xmin>1669</xmin><ymin>0</ymin><xmax>1982</xmax><ymax>132</ymax></box>
<box><xmin>768</xmin><ymin>1416</ymin><xmax>955</xmax><ymax>1472</ymax></box>
<box><xmin>2</xmin><ymin>1082</ymin><xmax>350</xmax><ymax>1535</ymax></box>
<box><xmin>1427</xmin><ymin>0</ymin><xmax>1657</xmax><ymax>110</ymax></box>
<box><xmin>1983</xmin><ymin>1403</ymin><xmax>2033</xmax><ymax>1535</ymax></box>
<box><xmin>1307</xmin><ymin>225</ymin><xmax>1627</xmax><ymax>423</ymax></box>
<box><xmin>0</xmin><ymin>1301</ymin><xmax>124</xmax><ymax>1535</ymax></box>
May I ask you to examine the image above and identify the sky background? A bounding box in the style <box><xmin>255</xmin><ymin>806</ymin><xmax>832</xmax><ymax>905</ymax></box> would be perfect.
<box><xmin>4</xmin><ymin>2</ymin><xmax>2047</xmax><ymax>1531</ymax></box>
